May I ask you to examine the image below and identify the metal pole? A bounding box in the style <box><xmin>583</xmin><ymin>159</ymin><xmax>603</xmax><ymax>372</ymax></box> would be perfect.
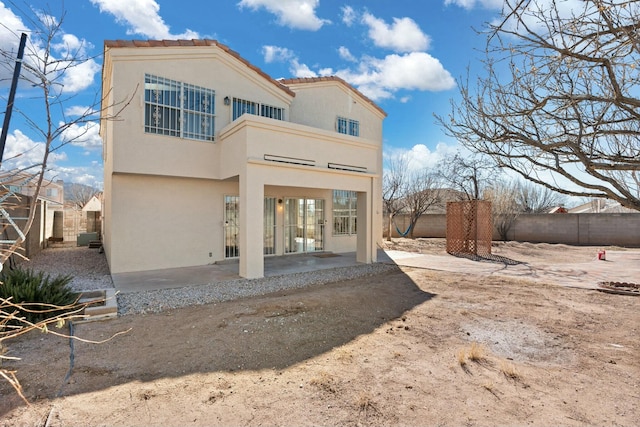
<box><xmin>0</xmin><ymin>32</ymin><xmax>28</xmax><ymax>166</ymax></box>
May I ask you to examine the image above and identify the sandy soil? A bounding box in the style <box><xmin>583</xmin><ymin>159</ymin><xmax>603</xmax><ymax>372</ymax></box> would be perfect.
<box><xmin>1</xmin><ymin>239</ymin><xmax>639</xmax><ymax>426</ymax></box>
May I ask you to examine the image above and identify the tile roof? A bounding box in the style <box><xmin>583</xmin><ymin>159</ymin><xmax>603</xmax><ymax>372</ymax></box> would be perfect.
<box><xmin>104</xmin><ymin>39</ymin><xmax>295</xmax><ymax>97</ymax></box>
<box><xmin>103</xmin><ymin>40</ymin><xmax>387</xmax><ymax>117</ymax></box>
<box><xmin>280</xmin><ymin>76</ymin><xmax>387</xmax><ymax>117</ymax></box>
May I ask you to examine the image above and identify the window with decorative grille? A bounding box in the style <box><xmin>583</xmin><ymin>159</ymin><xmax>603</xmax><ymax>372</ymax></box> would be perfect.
<box><xmin>144</xmin><ymin>74</ymin><xmax>215</xmax><ymax>141</ymax></box>
<box><xmin>333</xmin><ymin>190</ymin><xmax>357</xmax><ymax>235</ymax></box>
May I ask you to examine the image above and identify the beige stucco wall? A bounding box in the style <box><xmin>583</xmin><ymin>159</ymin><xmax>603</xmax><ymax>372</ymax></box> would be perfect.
<box><xmin>286</xmin><ymin>81</ymin><xmax>384</xmax><ymax>142</ymax></box>
<box><xmin>102</xmin><ymin>43</ymin><xmax>384</xmax><ymax>276</ymax></box>
<box><xmin>108</xmin><ymin>174</ymin><xmax>239</xmax><ymax>273</ymax></box>
<box><xmin>385</xmin><ymin>213</ymin><xmax>640</xmax><ymax>247</ymax></box>
<box><xmin>107</xmin><ymin>173</ymin><xmax>375</xmax><ymax>274</ymax></box>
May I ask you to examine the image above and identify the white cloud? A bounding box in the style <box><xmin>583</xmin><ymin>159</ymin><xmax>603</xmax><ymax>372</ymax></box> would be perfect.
<box><xmin>338</xmin><ymin>46</ymin><xmax>357</xmax><ymax>62</ymax></box>
<box><xmin>0</xmin><ymin>3</ymin><xmax>99</xmax><ymax>94</ymax></box>
<box><xmin>262</xmin><ymin>45</ymin><xmax>295</xmax><ymax>63</ymax></box>
<box><xmin>362</xmin><ymin>13</ymin><xmax>430</xmax><ymax>53</ymax></box>
<box><xmin>60</xmin><ymin>121</ymin><xmax>102</xmax><ymax>149</ymax></box>
<box><xmin>0</xmin><ymin>3</ymin><xmax>31</xmax><ymax>82</ymax></box>
<box><xmin>341</xmin><ymin>5</ymin><xmax>356</xmax><ymax>26</ymax></box>
<box><xmin>90</xmin><ymin>0</ymin><xmax>199</xmax><ymax>39</ymax></box>
<box><xmin>58</xmin><ymin>57</ymin><xmax>100</xmax><ymax>93</ymax></box>
<box><xmin>444</xmin><ymin>0</ymin><xmax>503</xmax><ymax>9</ymax></box>
<box><xmin>337</xmin><ymin>52</ymin><xmax>456</xmax><ymax>101</ymax></box>
<box><xmin>0</xmin><ymin>129</ymin><xmax>67</xmax><ymax>171</ymax></box>
<box><xmin>52</xmin><ymin>33</ymin><xmax>92</xmax><ymax>57</ymax></box>
<box><xmin>56</xmin><ymin>165</ymin><xmax>104</xmax><ymax>188</ymax></box>
<box><xmin>238</xmin><ymin>0</ymin><xmax>330</xmax><ymax>31</ymax></box>
<box><xmin>65</xmin><ymin>105</ymin><xmax>98</xmax><ymax>117</ymax></box>
<box><xmin>385</xmin><ymin>142</ymin><xmax>461</xmax><ymax>172</ymax></box>
<box><xmin>290</xmin><ymin>59</ymin><xmax>317</xmax><ymax>78</ymax></box>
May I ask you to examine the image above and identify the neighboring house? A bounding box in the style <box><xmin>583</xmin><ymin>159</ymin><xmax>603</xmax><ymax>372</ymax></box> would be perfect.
<box><xmin>0</xmin><ymin>170</ymin><xmax>64</xmax><ymax>258</ymax></box>
<box><xmin>548</xmin><ymin>206</ymin><xmax>568</xmax><ymax>214</ymax></box>
<box><xmin>569</xmin><ymin>199</ymin><xmax>638</xmax><ymax>214</ymax></box>
<box><xmin>82</xmin><ymin>193</ymin><xmax>102</xmax><ymax>237</ymax></box>
<box><xmin>100</xmin><ymin>40</ymin><xmax>386</xmax><ymax>278</ymax></box>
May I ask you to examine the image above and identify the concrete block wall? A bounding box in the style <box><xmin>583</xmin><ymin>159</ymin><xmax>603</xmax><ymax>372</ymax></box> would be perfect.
<box><xmin>384</xmin><ymin>213</ymin><xmax>640</xmax><ymax>247</ymax></box>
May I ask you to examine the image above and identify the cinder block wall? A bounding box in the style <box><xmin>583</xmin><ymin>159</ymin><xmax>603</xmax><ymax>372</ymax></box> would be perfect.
<box><xmin>384</xmin><ymin>213</ymin><xmax>640</xmax><ymax>247</ymax></box>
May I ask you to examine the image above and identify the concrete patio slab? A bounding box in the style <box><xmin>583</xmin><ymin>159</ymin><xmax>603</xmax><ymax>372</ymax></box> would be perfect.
<box><xmin>112</xmin><ymin>251</ymin><xmax>378</xmax><ymax>293</ymax></box>
<box><xmin>383</xmin><ymin>249</ymin><xmax>640</xmax><ymax>290</ymax></box>
<box><xmin>110</xmin><ymin>247</ymin><xmax>639</xmax><ymax>294</ymax></box>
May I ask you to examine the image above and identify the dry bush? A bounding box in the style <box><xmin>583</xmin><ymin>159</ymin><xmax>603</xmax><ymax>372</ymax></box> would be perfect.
<box><xmin>335</xmin><ymin>347</ymin><xmax>353</xmax><ymax>363</ymax></box>
<box><xmin>500</xmin><ymin>361</ymin><xmax>522</xmax><ymax>381</ymax></box>
<box><xmin>467</xmin><ymin>342</ymin><xmax>487</xmax><ymax>361</ymax></box>
<box><xmin>309</xmin><ymin>371</ymin><xmax>336</xmax><ymax>393</ymax></box>
<box><xmin>457</xmin><ymin>349</ymin><xmax>468</xmax><ymax>367</ymax></box>
<box><xmin>355</xmin><ymin>391</ymin><xmax>380</xmax><ymax>417</ymax></box>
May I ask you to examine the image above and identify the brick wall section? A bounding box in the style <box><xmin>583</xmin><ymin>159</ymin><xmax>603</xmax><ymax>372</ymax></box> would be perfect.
<box><xmin>385</xmin><ymin>213</ymin><xmax>640</xmax><ymax>247</ymax></box>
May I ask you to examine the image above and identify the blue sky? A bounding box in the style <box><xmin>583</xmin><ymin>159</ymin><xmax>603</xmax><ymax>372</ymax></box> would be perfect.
<box><xmin>0</xmin><ymin>0</ymin><xmax>505</xmax><ymax>188</ymax></box>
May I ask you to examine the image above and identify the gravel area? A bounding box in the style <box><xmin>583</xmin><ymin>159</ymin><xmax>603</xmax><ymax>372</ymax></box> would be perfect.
<box><xmin>23</xmin><ymin>244</ymin><xmax>114</xmax><ymax>292</ymax></box>
<box><xmin>25</xmin><ymin>245</ymin><xmax>397</xmax><ymax>316</ymax></box>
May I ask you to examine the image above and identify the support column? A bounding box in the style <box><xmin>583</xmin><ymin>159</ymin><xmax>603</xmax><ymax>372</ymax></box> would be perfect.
<box><xmin>239</xmin><ymin>167</ymin><xmax>264</xmax><ymax>278</ymax></box>
<box><xmin>356</xmin><ymin>190</ymin><xmax>372</xmax><ymax>264</ymax></box>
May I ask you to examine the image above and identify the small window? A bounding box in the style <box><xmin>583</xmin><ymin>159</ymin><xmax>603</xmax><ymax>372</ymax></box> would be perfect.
<box><xmin>337</xmin><ymin>116</ymin><xmax>359</xmax><ymax>136</ymax></box>
<box><xmin>233</xmin><ymin>98</ymin><xmax>284</xmax><ymax>121</ymax></box>
<box><xmin>333</xmin><ymin>190</ymin><xmax>357</xmax><ymax>236</ymax></box>
<box><xmin>233</xmin><ymin>98</ymin><xmax>258</xmax><ymax>120</ymax></box>
<box><xmin>261</xmin><ymin>104</ymin><xmax>284</xmax><ymax>120</ymax></box>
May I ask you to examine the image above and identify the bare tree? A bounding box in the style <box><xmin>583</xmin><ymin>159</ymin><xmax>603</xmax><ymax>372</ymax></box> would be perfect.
<box><xmin>382</xmin><ymin>155</ymin><xmax>408</xmax><ymax>241</ymax></box>
<box><xmin>484</xmin><ymin>181</ymin><xmax>520</xmax><ymax>241</ymax></box>
<box><xmin>0</xmin><ymin>3</ymin><xmax>133</xmax><ymax>265</ymax></box>
<box><xmin>66</xmin><ymin>183</ymin><xmax>99</xmax><ymax>209</ymax></box>
<box><xmin>403</xmin><ymin>171</ymin><xmax>441</xmax><ymax>239</ymax></box>
<box><xmin>436</xmin><ymin>0</ymin><xmax>640</xmax><ymax>211</ymax></box>
<box><xmin>0</xmin><ymin>3</ymin><xmax>132</xmax><ymax>400</ymax></box>
<box><xmin>436</xmin><ymin>152</ymin><xmax>497</xmax><ymax>200</ymax></box>
<box><xmin>515</xmin><ymin>181</ymin><xmax>566</xmax><ymax>213</ymax></box>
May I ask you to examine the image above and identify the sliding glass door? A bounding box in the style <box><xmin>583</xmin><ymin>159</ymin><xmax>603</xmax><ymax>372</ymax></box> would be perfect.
<box><xmin>284</xmin><ymin>198</ymin><xmax>324</xmax><ymax>253</ymax></box>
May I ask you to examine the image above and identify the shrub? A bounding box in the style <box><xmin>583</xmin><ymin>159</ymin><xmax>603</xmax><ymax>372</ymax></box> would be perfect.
<box><xmin>0</xmin><ymin>268</ymin><xmax>79</xmax><ymax>325</ymax></box>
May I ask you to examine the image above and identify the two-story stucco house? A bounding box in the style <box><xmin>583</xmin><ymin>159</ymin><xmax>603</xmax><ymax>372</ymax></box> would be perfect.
<box><xmin>100</xmin><ymin>40</ymin><xmax>385</xmax><ymax>279</ymax></box>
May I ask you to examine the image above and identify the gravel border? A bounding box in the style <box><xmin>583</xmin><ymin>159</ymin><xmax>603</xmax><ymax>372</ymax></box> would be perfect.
<box><xmin>116</xmin><ymin>262</ymin><xmax>397</xmax><ymax>316</ymax></box>
<box><xmin>25</xmin><ymin>245</ymin><xmax>398</xmax><ymax>316</ymax></box>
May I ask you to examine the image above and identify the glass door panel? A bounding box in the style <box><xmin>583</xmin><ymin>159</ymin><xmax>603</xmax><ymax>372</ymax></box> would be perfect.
<box><xmin>264</xmin><ymin>197</ymin><xmax>276</xmax><ymax>255</ymax></box>
<box><xmin>284</xmin><ymin>198</ymin><xmax>324</xmax><ymax>253</ymax></box>
<box><xmin>224</xmin><ymin>195</ymin><xmax>239</xmax><ymax>258</ymax></box>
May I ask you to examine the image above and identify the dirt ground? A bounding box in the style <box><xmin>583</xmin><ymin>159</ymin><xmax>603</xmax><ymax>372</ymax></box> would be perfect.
<box><xmin>1</xmin><ymin>239</ymin><xmax>639</xmax><ymax>426</ymax></box>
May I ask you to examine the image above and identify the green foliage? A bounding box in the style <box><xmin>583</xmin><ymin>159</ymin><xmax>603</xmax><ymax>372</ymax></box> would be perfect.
<box><xmin>0</xmin><ymin>268</ymin><xmax>79</xmax><ymax>324</ymax></box>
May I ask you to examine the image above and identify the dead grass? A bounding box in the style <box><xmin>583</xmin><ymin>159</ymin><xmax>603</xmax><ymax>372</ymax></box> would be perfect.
<box><xmin>467</xmin><ymin>342</ymin><xmax>487</xmax><ymax>362</ymax></box>
<box><xmin>500</xmin><ymin>361</ymin><xmax>522</xmax><ymax>381</ymax></box>
<box><xmin>335</xmin><ymin>347</ymin><xmax>353</xmax><ymax>363</ymax></box>
<box><xmin>355</xmin><ymin>391</ymin><xmax>380</xmax><ymax>416</ymax></box>
<box><xmin>457</xmin><ymin>349</ymin><xmax>468</xmax><ymax>367</ymax></box>
<box><xmin>309</xmin><ymin>371</ymin><xmax>336</xmax><ymax>393</ymax></box>
<box><xmin>458</xmin><ymin>342</ymin><xmax>488</xmax><ymax>369</ymax></box>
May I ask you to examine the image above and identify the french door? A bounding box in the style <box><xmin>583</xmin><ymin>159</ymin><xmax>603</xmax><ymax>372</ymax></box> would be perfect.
<box><xmin>284</xmin><ymin>198</ymin><xmax>324</xmax><ymax>254</ymax></box>
<box><xmin>224</xmin><ymin>196</ymin><xmax>277</xmax><ymax>258</ymax></box>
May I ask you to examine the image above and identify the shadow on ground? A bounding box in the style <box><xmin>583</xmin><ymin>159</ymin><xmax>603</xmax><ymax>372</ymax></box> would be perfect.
<box><xmin>0</xmin><ymin>268</ymin><xmax>433</xmax><ymax>414</ymax></box>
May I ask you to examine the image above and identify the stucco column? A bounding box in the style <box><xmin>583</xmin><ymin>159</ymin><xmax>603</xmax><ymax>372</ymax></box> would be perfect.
<box><xmin>239</xmin><ymin>166</ymin><xmax>264</xmax><ymax>278</ymax></box>
<box><xmin>356</xmin><ymin>190</ymin><xmax>372</xmax><ymax>264</ymax></box>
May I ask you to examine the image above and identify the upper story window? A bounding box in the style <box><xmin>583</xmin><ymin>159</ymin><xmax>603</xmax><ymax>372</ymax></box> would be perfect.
<box><xmin>144</xmin><ymin>74</ymin><xmax>215</xmax><ymax>141</ymax></box>
<box><xmin>233</xmin><ymin>98</ymin><xmax>258</xmax><ymax>120</ymax></box>
<box><xmin>337</xmin><ymin>116</ymin><xmax>359</xmax><ymax>137</ymax></box>
<box><xmin>233</xmin><ymin>97</ymin><xmax>284</xmax><ymax>121</ymax></box>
